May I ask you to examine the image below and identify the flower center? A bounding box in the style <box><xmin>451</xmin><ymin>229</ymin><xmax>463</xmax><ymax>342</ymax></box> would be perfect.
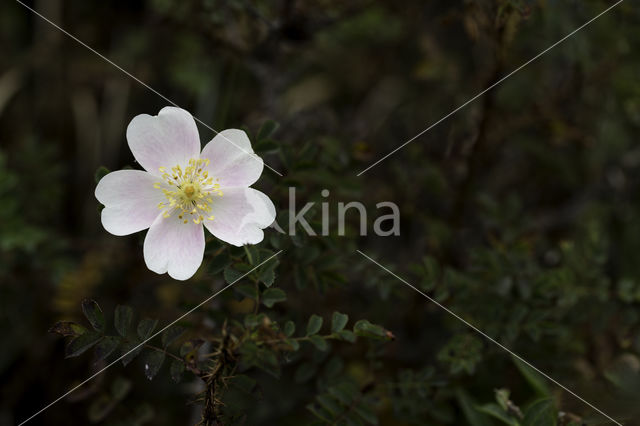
<box><xmin>183</xmin><ymin>184</ymin><xmax>196</xmax><ymax>198</ymax></box>
<box><xmin>154</xmin><ymin>158</ymin><xmax>223</xmax><ymax>225</ymax></box>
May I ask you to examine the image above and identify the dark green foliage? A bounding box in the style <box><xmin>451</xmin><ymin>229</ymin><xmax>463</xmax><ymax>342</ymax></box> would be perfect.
<box><xmin>93</xmin><ymin>336</ymin><xmax>121</xmax><ymax>363</ymax></box>
<box><xmin>284</xmin><ymin>321</ymin><xmax>296</xmax><ymax>337</ymax></box>
<box><xmin>261</xmin><ymin>288</ymin><xmax>287</xmax><ymax>308</ymax></box>
<box><xmin>49</xmin><ymin>321</ymin><xmax>87</xmax><ymax>337</ymax></box>
<box><xmin>114</xmin><ymin>305</ymin><xmax>133</xmax><ymax>338</ymax></box>
<box><xmin>522</xmin><ymin>399</ymin><xmax>556</xmax><ymax>426</ymax></box>
<box><xmin>353</xmin><ymin>320</ymin><xmax>391</xmax><ymax>341</ymax></box>
<box><xmin>170</xmin><ymin>360</ymin><xmax>185</xmax><ymax>383</ymax></box>
<box><xmin>137</xmin><ymin>318</ymin><xmax>158</xmax><ymax>340</ymax></box>
<box><xmin>331</xmin><ymin>312</ymin><xmax>349</xmax><ymax>333</ymax></box>
<box><xmin>120</xmin><ymin>341</ymin><xmax>143</xmax><ymax>367</ymax></box>
<box><xmin>307</xmin><ymin>314</ymin><xmax>324</xmax><ymax>336</ymax></box>
<box><xmin>5</xmin><ymin>1</ymin><xmax>640</xmax><ymax>425</ymax></box>
<box><xmin>81</xmin><ymin>299</ymin><xmax>105</xmax><ymax>333</ymax></box>
<box><xmin>309</xmin><ymin>335</ymin><xmax>329</xmax><ymax>351</ymax></box>
<box><xmin>52</xmin><ymin>300</ymin><xmax>188</xmax><ymax>387</ymax></box>
<box><xmin>257</xmin><ymin>120</ymin><xmax>279</xmax><ymax>142</ymax></box>
<box><xmin>161</xmin><ymin>326</ymin><xmax>184</xmax><ymax>348</ymax></box>
<box><xmin>512</xmin><ymin>357</ymin><xmax>550</xmax><ymax>397</ymax></box>
<box><xmin>65</xmin><ymin>332</ymin><xmax>102</xmax><ymax>358</ymax></box>
<box><xmin>437</xmin><ymin>334</ymin><xmax>484</xmax><ymax>375</ymax></box>
<box><xmin>94</xmin><ymin>166</ymin><xmax>110</xmax><ymax>184</ymax></box>
<box><xmin>307</xmin><ymin>381</ymin><xmax>379</xmax><ymax>425</ymax></box>
<box><xmin>143</xmin><ymin>350</ymin><xmax>165</xmax><ymax>380</ymax></box>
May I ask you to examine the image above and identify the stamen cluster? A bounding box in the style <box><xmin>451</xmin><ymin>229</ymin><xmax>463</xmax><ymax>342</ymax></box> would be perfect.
<box><xmin>154</xmin><ymin>158</ymin><xmax>223</xmax><ymax>224</ymax></box>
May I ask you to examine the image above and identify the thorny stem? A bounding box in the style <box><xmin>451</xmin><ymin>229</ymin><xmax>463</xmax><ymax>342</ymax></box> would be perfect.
<box><xmin>198</xmin><ymin>321</ymin><xmax>236</xmax><ymax>426</ymax></box>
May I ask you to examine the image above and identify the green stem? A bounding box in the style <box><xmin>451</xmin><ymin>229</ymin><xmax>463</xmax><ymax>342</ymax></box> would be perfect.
<box><xmin>144</xmin><ymin>343</ymin><xmax>183</xmax><ymax>363</ymax></box>
<box><xmin>257</xmin><ymin>333</ymin><xmax>342</xmax><ymax>346</ymax></box>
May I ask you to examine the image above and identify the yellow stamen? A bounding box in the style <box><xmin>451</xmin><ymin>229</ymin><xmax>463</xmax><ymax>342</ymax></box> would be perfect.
<box><xmin>153</xmin><ymin>157</ymin><xmax>222</xmax><ymax>224</ymax></box>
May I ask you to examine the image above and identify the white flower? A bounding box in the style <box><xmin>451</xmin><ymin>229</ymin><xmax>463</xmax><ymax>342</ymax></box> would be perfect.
<box><xmin>95</xmin><ymin>107</ymin><xmax>276</xmax><ymax>281</ymax></box>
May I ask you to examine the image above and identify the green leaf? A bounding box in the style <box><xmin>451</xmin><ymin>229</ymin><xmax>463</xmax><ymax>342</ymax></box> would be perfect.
<box><xmin>257</xmin><ymin>120</ymin><xmax>279</xmax><ymax>141</ymax></box>
<box><xmin>353</xmin><ymin>320</ymin><xmax>389</xmax><ymax>340</ymax></box>
<box><xmin>82</xmin><ymin>299</ymin><xmax>105</xmax><ymax>333</ymax></box>
<box><xmin>65</xmin><ymin>332</ymin><xmax>102</xmax><ymax>358</ymax></box>
<box><xmin>283</xmin><ymin>320</ymin><xmax>296</xmax><ymax>337</ymax></box>
<box><xmin>475</xmin><ymin>403</ymin><xmax>519</xmax><ymax>426</ymax></box>
<box><xmin>456</xmin><ymin>389</ymin><xmax>493</xmax><ymax>426</ymax></box>
<box><xmin>309</xmin><ymin>335</ymin><xmax>328</xmax><ymax>351</ymax></box>
<box><xmin>495</xmin><ymin>389</ymin><xmax>511</xmax><ymax>412</ymax></box>
<box><xmin>143</xmin><ymin>349</ymin><xmax>165</xmax><ymax>380</ymax></box>
<box><xmin>307</xmin><ymin>314</ymin><xmax>323</xmax><ymax>336</ymax></box>
<box><xmin>114</xmin><ymin>305</ymin><xmax>133</xmax><ymax>337</ymax></box>
<box><xmin>208</xmin><ymin>252</ymin><xmax>231</xmax><ymax>275</ymax></box>
<box><xmin>262</xmin><ymin>288</ymin><xmax>287</xmax><ymax>308</ymax></box>
<box><xmin>259</xmin><ymin>266</ymin><xmax>276</xmax><ymax>287</ymax></box>
<box><xmin>161</xmin><ymin>326</ymin><xmax>185</xmax><ymax>348</ymax></box>
<box><xmin>512</xmin><ymin>356</ymin><xmax>550</xmax><ymax>397</ymax></box>
<box><xmin>258</xmin><ymin>256</ymin><xmax>279</xmax><ymax>287</ymax></box>
<box><xmin>235</xmin><ymin>282</ymin><xmax>258</xmax><ymax>299</ymax></box>
<box><xmin>120</xmin><ymin>340</ymin><xmax>143</xmax><ymax>366</ymax></box>
<box><xmin>170</xmin><ymin>360</ymin><xmax>185</xmax><ymax>383</ymax></box>
<box><xmin>94</xmin><ymin>336</ymin><xmax>121</xmax><ymax>362</ymax></box>
<box><xmin>522</xmin><ymin>399</ymin><xmax>556</xmax><ymax>426</ymax></box>
<box><xmin>331</xmin><ymin>312</ymin><xmax>349</xmax><ymax>333</ymax></box>
<box><xmin>224</xmin><ymin>265</ymin><xmax>249</xmax><ymax>284</ymax></box>
<box><xmin>137</xmin><ymin>318</ymin><xmax>158</xmax><ymax>340</ymax></box>
<box><xmin>49</xmin><ymin>321</ymin><xmax>87</xmax><ymax>337</ymax></box>
<box><xmin>337</xmin><ymin>329</ymin><xmax>356</xmax><ymax>343</ymax></box>
<box><xmin>94</xmin><ymin>166</ymin><xmax>110</xmax><ymax>184</ymax></box>
<box><xmin>255</xmin><ymin>139</ymin><xmax>280</xmax><ymax>154</ymax></box>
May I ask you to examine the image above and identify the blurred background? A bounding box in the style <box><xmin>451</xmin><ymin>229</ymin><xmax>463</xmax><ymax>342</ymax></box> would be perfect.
<box><xmin>2</xmin><ymin>0</ymin><xmax>640</xmax><ymax>425</ymax></box>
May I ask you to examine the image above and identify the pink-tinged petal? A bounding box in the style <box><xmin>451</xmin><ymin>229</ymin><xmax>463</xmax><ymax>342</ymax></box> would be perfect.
<box><xmin>95</xmin><ymin>170</ymin><xmax>165</xmax><ymax>236</ymax></box>
<box><xmin>126</xmin><ymin>107</ymin><xmax>201</xmax><ymax>175</ymax></box>
<box><xmin>143</xmin><ymin>214</ymin><xmax>205</xmax><ymax>281</ymax></box>
<box><xmin>200</xmin><ymin>129</ymin><xmax>264</xmax><ymax>188</ymax></box>
<box><xmin>203</xmin><ymin>188</ymin><xmax>275</xmax><ymax>246</ymax></box>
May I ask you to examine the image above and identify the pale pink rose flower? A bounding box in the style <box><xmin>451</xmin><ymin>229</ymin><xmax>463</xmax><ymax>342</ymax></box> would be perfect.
<box><xmin>95</xmin><ymin>107</ymin><xmax>276</xmax><ymax>280</ymax></box>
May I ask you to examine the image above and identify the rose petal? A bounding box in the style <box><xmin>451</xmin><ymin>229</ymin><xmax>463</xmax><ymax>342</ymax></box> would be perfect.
<box><xmin>143</xmin><ymin>213</ymin><xmax>205</xmax><ymax>281</ymax></box>
<box><xmin>95</xmin><ymin>170</ymin><xmax>165</xmax><ymax>236</ymax></box>
<box><xmin>203</xmin><ymin>188</ymin><xmax>275</xmax><ymax>246</ymax></box>
<box><xmin>126</xmin><ymin>107</ymin><xmax>201</xmax><ymax>175</ymax></box>
<box><xmin>200</xmin><ymin>129</ymin><xmax>264</xmax><ymax>188</ymax></box>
